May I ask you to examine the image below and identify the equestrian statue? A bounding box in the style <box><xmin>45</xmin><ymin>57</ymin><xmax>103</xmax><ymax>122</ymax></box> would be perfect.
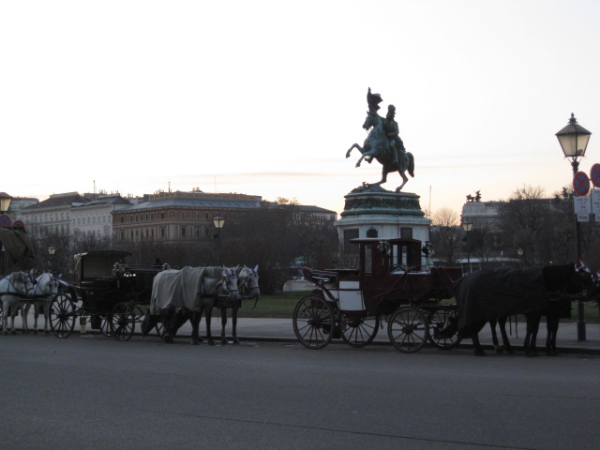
<box><xmin>346</xmin><ymin>88</ymin><xmax>415</xmax><ymax>192</ymax></box>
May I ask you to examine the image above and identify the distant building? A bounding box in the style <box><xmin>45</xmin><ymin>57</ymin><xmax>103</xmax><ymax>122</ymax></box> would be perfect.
<box><xmin>21</xmin><ymin>192</ymin><xmax>88</xmax><ymax>238</ymax></box>
<box><xmin>71</xmin><ymin>194</ymin><xmax>132</xmax><ymax>241</ymax></box>
<box><xmin>112</xmin><ymin>191</ymin><xmax>263</xmax><ymax>242</ymax></box>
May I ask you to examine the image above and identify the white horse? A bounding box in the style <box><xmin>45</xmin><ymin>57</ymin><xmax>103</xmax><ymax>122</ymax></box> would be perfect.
<box><xmin>0</xmin><ymin>272</ymin><xmax>35</xmax><ymax>335</ymax></box>
<box><xmin>215</xmin><ymin>265</ymin><xmax>260</xmax><ymax>344</ymax></box>
<box><xmin>21</xmin><ymin>273</ymin><xmax>60</xmax><ymax>334</ymax></box>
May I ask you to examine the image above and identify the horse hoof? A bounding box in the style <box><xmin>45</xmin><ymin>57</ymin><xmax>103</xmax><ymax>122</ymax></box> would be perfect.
<box><xmin>191</xmin><ymin>340</ymin><xmax>199</xmax><ymax>346</ymax></box>
<box><xmin>11</xmin><ymin>331</ymin><xmax>17</xmax><ymax>335</ymax></box>
<box><xmin>163</xmin><ymin>336</ymin><xmax>173</xmax><ymax>344</ymax></box>
<box><xmin>475</xmin><ymin>349</ymin><xmax>487</xmax><ymax>357</ymax></box>
<box><xmin>208</xmin><ymin>340</ymin><xmax>215</xmax><ymax>346</ymax></box>
<box><xmin>45</xmin><ymin>331</ymin><xmax>50</xmax><ymax>335</ymax></box>
<box><xmin>355</xmin><ymin>163</ymin><xmax>361</xmax><ymax>168</ymax></box>
<box><xmin>494</xmin><ymin>346</ymin><xmax>504</xmax><ymax>354</ymax></box>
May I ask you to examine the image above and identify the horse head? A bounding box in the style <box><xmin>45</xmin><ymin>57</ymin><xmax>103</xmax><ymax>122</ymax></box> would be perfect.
<box><xmin>220</xmin><ymin>266</ymin><xmax>241</xmax><ymax>301</ymax></box>
<box><xmin>362</xmin><ymin>110</ymin><xmax>382</xmax><ymax>131</ymax></box>
<box><xmin>239</xmin><ymin>265</ymin><xmax>260</xmax><ymax>300</ymax></box>
<box><xmin>12</xmin><ymin>271</ymin><xmax>35</xmax><ymax>297</ymax></box>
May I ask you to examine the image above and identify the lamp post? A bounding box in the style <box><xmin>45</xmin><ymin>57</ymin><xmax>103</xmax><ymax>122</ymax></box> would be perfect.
<box><xmin>213</xmin><ymin>216</ymin><xmax>225</xmax><ymax>265</ymax></box>
<box><xmin>48</xmin><ymin>246</ymin><xmax>56</xmax><ymax>273</ymax></box>
<box><xmin>461</xmin><ymin>222</ymin><xmax>473</xmax><ymax>275</ymax></box>
<box><xmin>556</xmin><ymin>113</ymin><xmax>592</xmax><ymax>342</ymax></box>
<box><xmin>0</xmin><ymin>192</ymin><xmax>13</xmax><ymax>277</ymax></box>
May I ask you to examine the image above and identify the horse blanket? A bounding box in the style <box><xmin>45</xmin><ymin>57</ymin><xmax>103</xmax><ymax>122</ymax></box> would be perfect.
<box><xmin>150</xmin><ymin>267</ymin><xmax>215</xmax><ymax>314</ymax></box>
<box><xmin>454</xmin><ymin>266</ymin><xmax>548</xmax><ymax>331</ymax></box>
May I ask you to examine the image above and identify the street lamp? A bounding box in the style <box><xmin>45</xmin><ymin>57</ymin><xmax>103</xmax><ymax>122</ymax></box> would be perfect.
<box><xmin>461</xmin><ymin>222</ymin><xmax>473</xmax><ymax>275</ymax></box>
<box><xmin>213</xmin><ymin>216</ymin><xmax>225</xmax><ymax>265</ymax></box>
<box><xmin>48</xmin><ymin>246</ymin><xmax>56</xmax><ymax>273</ymax></box>
<box><xmin>0</xmin><ymin>192</ymin><xmax>13</xmax><ymax>277</ymax></box>
<box><xmin>556</xmin><ymin>113</ymin><xmax>592</xmax><ymax>341</ymax></box>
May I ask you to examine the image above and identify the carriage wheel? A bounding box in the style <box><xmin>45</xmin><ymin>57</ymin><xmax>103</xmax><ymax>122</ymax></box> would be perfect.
<box><xmin>110</xmin><ymin>303</ymin><xmax>135</xmax><ymax>341</ymax></box>
<box><xmin>0</xmin><ymin>303</ymin><xmax>3</xmax><ymax>332</ymax></box>
<box><xmin>427</xmin><ymin>307</ymin><xmax>462</xmax><ymax>350</ymax></box>
<box><xmin>387</xmin><ymin>307</ymin><xmax>428</xmax><ymax>353</ymax></box>
<box><xmin>341</xmin><ymin>315</ymin><xmax>380</xmax><ymax>348</ymax></box>
<box><xmin>293</xmin><ymin>295</ymin><xmax>335</xmax><ymax>350</ymax></box>
<box><xmin>100</xmin><ymin>314</ymin><xmax>114</xmax><ymax>337</ymax></box>
<box><xmin>49</xmin><ymin>294</ymin><xmax>76</xmax><ymax>338</ymax></box>
<box><xmin>155</xmin><ymin>321</ymin><xmax>165</xmax><ymax>338</ymax></box>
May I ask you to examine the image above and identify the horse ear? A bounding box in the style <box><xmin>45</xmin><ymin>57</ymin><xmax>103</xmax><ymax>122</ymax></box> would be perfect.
<box><xmin>254</xmin><ymin>265</ymin><xmax>259</xmax><ymax>272</ymax></box>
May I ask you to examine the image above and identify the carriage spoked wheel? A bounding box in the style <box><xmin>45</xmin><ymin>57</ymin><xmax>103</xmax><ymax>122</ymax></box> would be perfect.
<box><xmin>341</xmin><ymin>314</ymin><xmax>380</xmax><ymax>348</ymax></box>
<box><xmin>110</xmin><ymin>303</ymin><xmax>135</xmax><ymax>342</ymax></box>
<box><xmin>49</xmin><ymin>294</ymin><xmax>76</xmax><ymax>338</ymax></box>
<box><xmin>387</xmin><ymin>307</ymin><xmax>428</xmax><ymax>353</ymax></box>
<box><xmin>0</xmin><ymin>304</ymin><xmax>3</xmax><ymax>332</ymax></box>
<box><xmin>293</xmin><ymin>295</ymin><xmax>335</xmax><ymax>350</ymax></box>
<box><xmin>426</xmin><ymin>307</ymin><xmax>462</xmax><ymax>350</ymax></box>
<box><xmin>100</xmin><ymin>314</ymin><xmax>114</xmax><ymax>337</ymax></box>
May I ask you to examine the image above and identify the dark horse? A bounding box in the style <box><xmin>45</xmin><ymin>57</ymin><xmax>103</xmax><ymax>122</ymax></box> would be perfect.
<box><xmin>346</xmin><ymin>111</ymin><xmax>415</xmax><ymax>192</ymax></box>
<box><xmin>454</xmin><ymin>263</ymin><xmax>592</xmax><ymax>356</ymax></box>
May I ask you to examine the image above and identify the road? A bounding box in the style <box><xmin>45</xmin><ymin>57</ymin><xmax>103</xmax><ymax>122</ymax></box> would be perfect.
<box><xmin>1</xmin><ymin>333</ymin><xmax>599</xmax><ymax>450</ymax></box>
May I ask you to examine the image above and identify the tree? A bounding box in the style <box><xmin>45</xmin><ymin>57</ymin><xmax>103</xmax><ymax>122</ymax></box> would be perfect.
<box><xmin>429</xmin><ymin>207</ymin><xmax>462</xmax><ymax>266</ymax></box>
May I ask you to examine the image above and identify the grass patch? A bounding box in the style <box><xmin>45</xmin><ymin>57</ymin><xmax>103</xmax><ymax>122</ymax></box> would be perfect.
<box><xmin>234</xmin><ymin>291</ymin><xmax>600</xmax><ymax>323</ymax></box>
<box><xmin>236</xmin><ymin>291</ymin><xmax>311</xmax><ymax>318</ymax></box>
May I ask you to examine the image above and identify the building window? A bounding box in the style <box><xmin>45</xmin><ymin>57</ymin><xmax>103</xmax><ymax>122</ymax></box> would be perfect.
<box><xmin>161</xmin><ymin>213</ymin><xmax>165</xmax><ymax>220</ymax></box>
<box><xmin>160</xmin><ymin>228</ymin><xmax>165</xmax><ymax>238</ymax></box>
<box><xmin>181</xmin><ymin>227</ymin><xmax>187</xmax><ymax>237</ymax></box>
<box><xmin>366</xmin><ymin>227</ymin><xmax>378</xmax><ymax>238</ymax></box>
<box><xmin>400</xmin><ymin>227</ymin><xmax>413</xmax><ymax>239</ymax></box>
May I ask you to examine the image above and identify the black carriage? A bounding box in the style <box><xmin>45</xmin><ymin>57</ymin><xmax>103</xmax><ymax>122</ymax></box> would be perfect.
<box><xmin>49</xmin><ymin>251</ymin><xmax>162</xmax><ymax>340</ymax></box>
<box><xmin>292</xmin><ymin>238</ymin><xmax>463</xmax><ymax>352</ymax></box>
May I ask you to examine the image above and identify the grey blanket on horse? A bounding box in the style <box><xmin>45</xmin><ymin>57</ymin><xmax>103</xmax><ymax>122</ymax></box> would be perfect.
<box><xmin>150</xmin><ymin>267</ymin><xmax>211</xmax><ymax>314</ymax></box>
<box><xmin>454</xmin><ymin>266</ymin><xmax>547</xmax><ymax>331</ymax></box>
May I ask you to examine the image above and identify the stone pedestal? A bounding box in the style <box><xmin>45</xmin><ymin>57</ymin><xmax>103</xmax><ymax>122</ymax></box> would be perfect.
<box><xmin>335</xmin><ymin>186</ymin><xmax>431</xmax><ymax>262</ymax></box>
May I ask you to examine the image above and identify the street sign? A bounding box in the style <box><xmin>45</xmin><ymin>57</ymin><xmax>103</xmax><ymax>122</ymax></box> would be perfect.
<box><xmin>592</xmin><ymin>189</ymin><xmax>600</xmax><ymax>213</ymax></box>
<box><xmin>578</xmin><ymin>214</ymin><xmax>590</xmax><ymax>222</ymax></box>
<box><xmin>573</xmin><ymin>171</ymin><xmax>590</xmax><ymax>196</ymax></box>
<box><xmin>574</xmin><ymin>196</ymin><xmax>592</xmax><ymax>214</ymax></box>
<box><xmin>591</xmin><ymin>164</ymin><xmax>600</xmax><ymax>187</ymax></box>
<box><xmin>0</xmin><ymin>215</ymin><xmax>11</xmax><ymax>227</ymax></box>
<box><xmin>13</xmin><ymin>220</ymin><xmax>25</xmax><ymax>228</ymax></box>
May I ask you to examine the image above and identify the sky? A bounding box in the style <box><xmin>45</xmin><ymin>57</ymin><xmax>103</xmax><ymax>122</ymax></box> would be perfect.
<box><xmin>2</xmin><ymin>0</ymin><xmax>600</xmax><ymax>219</ymax></box>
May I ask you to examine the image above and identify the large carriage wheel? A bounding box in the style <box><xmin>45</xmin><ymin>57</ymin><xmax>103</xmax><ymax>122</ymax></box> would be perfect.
<box><xmin>49</xmin><ymin>294</ymin><xmax>76</xmax><ymax>338</ymax></box>
<box><xmin>110</xmin><ymin>303</ymin><xmax>135</xmax><ymax>341</ymax></box>
<box><xmin>100</xmin><ymin>314</ymin><xmax>114</xmax><ymax>337</ymax></box>
<box><xmin>387</xmin><ymin>307</ymin><xmax>428</xmax><ymax>353</ymax></box>
<box><xmin>427</xmin><ymin>307</ymin><xmax>462</xmax><ymax>350</ymax></box>
<box><xmin>293</xmin><ymin>295</ymin><xmax>335</xmax><ymax>350</ymax></box>
<box><xmin>341</xmin><ymin>314</ymin><xmax>380</xmax><ymax>348</ymax></box>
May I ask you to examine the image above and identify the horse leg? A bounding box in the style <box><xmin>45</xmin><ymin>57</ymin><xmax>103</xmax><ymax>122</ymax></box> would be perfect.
<box><xmin>497</xmin><ymin>316</ymin><xmax>514</xmax><ymax>354</ymax></box>
<box><xmin>395</xmin><ymin>171</ymin><xmax>409</xmax><ymax>193</ymax></box>
<box><xmin>465</xmin><ymin>323</ymin><xmax>486</xmax><ymax>356</ymax></box>
<box><xmin>190</xmin><ymin>311</ymin><xmax>200</xmax><ymax>345</ymax></box>
<box><xmin>525</xmin><ymin>313</ymin><xmax>541</xmax><ymax>357</ymax></box>
<box><xmin>220</xmin><ymin>307</ymin><xmax>229</xmax><ymax>345</ymax></box>
<box><xmin>21</xmin><ymin>302</ymin><xmax>30</xmax><ymax>334</ymax></box>
<box><xmin>44</xmin><ymin>303</ymin><xmax>51</xmax><ymax>334</ymax></box>
<box><xmin>231</xmin><ymin>302</ymin><xmax>240</xmax><ymax>344</ymax></box>
<box><xmin>489</xmin><ymin>319</ymin><xmax>502</xmax><ymax>353</ymax></box>
<box><xmin>204</xmin><ymin>301</ymin><xmax>215</xmax><ymax>346</ymax></box>
<box><xmin>366</xmin><ymin>168</ymin><xmax>389</xmax><ymax>188</ymax></box>
<box><xmin>546</xmin><ymin>315</ymin><xmax>560</xmax><ymax>356</ymax></box>
<box><xmin>346</xmin><ymin>143</ymin><xmax>362</xmax><ymax>160</ymax></box>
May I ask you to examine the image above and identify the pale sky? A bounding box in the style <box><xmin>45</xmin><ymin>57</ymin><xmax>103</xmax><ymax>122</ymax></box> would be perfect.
<box><xmin>2</xmin><ymin>0</ymin><xmax>600</xmax><ymax>218</ymax></box>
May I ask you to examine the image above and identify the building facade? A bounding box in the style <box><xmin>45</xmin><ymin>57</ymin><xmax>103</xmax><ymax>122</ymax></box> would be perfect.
<box><xmin>20</xmin><ymin>192</ymin><xmax>88</xmax><ymax>238</ymax></box>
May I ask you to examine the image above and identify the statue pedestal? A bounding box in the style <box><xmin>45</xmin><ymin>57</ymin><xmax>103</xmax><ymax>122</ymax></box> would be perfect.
<box><xmin>335</xmin><ymin>186</ymin><xmax>431</xmax><ymax>259</ymax></box>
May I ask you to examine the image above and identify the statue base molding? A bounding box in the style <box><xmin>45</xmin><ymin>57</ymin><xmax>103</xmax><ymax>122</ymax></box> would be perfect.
<box><xmin>335</xmin><ymin>186</ymin><xmax>431</xmax><ymax>247</ymax></box>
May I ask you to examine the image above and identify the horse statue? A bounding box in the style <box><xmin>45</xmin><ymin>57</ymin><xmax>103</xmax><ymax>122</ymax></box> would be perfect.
<box><xmin>142</xmin><ymin>266</ymin><xmax>240</xmax><ymax>345</ymax></box>
<box><xmin>214</xmin><ymin>265</ymin><xmax>260</xmax><ymax>345</ymax></box>
<box><xmin>21</xmin><ymin>272</ymin><xmax>60</xmax><ymax>334</ymax></box>
<box><xmin>0</xmin><ymin>272</ymin><xmax>35</xmax><ymax>335</ymax></box>
<box><xmin>453</xmin><ymin>262</ymin><xmax>594</xmax><ymax>356</ymax></box>
<box><xmin>346</xmin><ymin>109</ymin><xmax>415</xmax><ymax>192</ymax></box>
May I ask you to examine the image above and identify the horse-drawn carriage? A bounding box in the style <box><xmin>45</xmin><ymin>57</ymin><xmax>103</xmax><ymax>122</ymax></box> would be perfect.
<box><xmin>49</xmin><ymin>251</ymin><xmax>162</xmax><ymax>340</ymax></box>
<box><xmin>293</xmin><ymin>238</ymin><xmax>463</xmax><ymax>352</ymax></box>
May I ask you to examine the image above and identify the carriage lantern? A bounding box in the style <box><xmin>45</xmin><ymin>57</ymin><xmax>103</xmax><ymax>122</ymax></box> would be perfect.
<box><xmin>213</xmin><ymin>216</ymin><xmax>225</xmax><ymax>264</ymax></box>
<box><xmin>556</xmin><ymin>113</ymin><xmax>592</xmax><ymax>342</ymax></box>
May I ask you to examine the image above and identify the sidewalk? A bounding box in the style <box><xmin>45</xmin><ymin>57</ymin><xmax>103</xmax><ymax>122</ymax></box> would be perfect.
<box><xmin>8</xmin><ymin>313</ymin><xmax>600</xmax><ymax>355</ymax></box>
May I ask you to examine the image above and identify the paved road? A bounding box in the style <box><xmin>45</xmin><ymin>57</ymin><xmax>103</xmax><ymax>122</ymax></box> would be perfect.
<box><xmin>1</xmin><ymin>333</ymin><xmax>599</xmax><ymax>450</ymax></box>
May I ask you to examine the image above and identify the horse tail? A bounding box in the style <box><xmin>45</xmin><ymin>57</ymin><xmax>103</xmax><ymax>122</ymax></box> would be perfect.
<box><xmin>407</xmin><ymin>152</ymin><xmax>415</xmax><ymax>177</ymax></box>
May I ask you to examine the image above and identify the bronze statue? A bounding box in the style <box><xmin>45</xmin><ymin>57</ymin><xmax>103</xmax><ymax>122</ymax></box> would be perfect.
<box><xmin>346</xmin><ymin>88</ymin><xmax>414</xmax><ymax>192</ymax></box>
